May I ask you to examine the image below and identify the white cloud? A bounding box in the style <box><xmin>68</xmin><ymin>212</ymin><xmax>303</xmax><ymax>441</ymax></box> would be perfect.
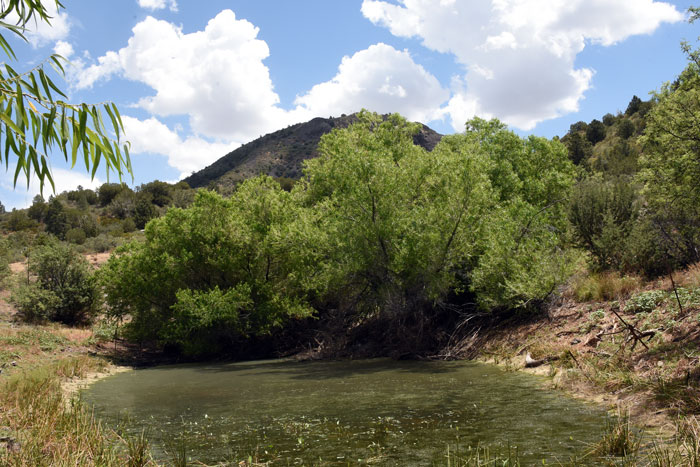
<box><xmin>121</xmin><ymin>116</ymin><xmax>239</xmax><ymax>177</ymax></box>
<box><xmin>293</xmin><ymin>43</ymin><xmax>449</xmax><ymax>123</ymax></box>
<box><xmin>362</xmin><ymin>0</ymin><xmax>683</xmax><ymax>130</ymax></box>
<box><xmin>137</xmin><ymin>0</ymin><xmax>178</xmax><ymax>12</ymax></box>
<box><xmin>53</xmin><ymin>40</ymin><xmax>74</xmax><ymax>58</ymax></box>
<box><xmin>13</xmin><ymin>2</ymin><xmax>72</xmax><ymax>47</ymax></box>
<box><xmin>66</xmin><ymin>12</ymin><xmax>448</xmax><ymax>174</ymax></box>
<box><xmin>2</xmin><ymin>167</ymin><xmax>102</xmax><ymax>208</ymax></box>
<box><xmin>72</xmin><ymin>11</ymin><xmax>289</xmax><ymax>142</ymax></box>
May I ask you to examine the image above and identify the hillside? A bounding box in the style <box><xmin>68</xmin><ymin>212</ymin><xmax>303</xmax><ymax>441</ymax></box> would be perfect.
<box><xmin>560</xmin><ymin>95</ymin><xmax>652</xmax><ymax>175</ymax></box>
<box><xmin>183</xmin><ymin>113</ymin><xmax>443</xmax><ymax>190</ymax></box>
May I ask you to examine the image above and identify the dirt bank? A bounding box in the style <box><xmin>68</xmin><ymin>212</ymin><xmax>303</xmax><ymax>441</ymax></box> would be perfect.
<box><xmin>61</xmin><ymin>364</ymin><xmax>132</xmax><ymax>402</ymax></box>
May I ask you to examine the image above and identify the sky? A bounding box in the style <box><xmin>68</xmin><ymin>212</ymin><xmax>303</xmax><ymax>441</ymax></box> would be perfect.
<box><xmin>1</xmin><ymin>0</ymin><xmax>698</xmax><ymax>209</ymax></box>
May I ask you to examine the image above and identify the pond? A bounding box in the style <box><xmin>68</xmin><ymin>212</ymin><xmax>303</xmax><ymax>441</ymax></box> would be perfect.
<box><xmin>83</xmin><ymin>359</ymin><xmax>608</xmax><ymax>465</ymax></box>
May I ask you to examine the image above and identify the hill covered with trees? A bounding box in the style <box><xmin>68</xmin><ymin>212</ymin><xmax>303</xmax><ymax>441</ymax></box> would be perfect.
<box><xmin>183</xmin><ymin>113</ymin><xmax>442</xmax><ymax>192</ymax></box>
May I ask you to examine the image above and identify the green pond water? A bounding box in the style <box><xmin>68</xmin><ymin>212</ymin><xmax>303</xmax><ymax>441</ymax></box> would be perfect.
<box><xmin>83</xmin><ymin>359</ymin><xmax>608</xmax><ymax>465</ymax></box>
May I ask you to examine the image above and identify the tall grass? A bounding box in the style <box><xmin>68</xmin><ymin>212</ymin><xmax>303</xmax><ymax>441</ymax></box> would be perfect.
<box><xmin>0</xmin><ymin>356</ymin><xmax>154</xmax><ymax>466</ymax></box>
<box><xmin>572</xmin><ymin>272</ymin><xmax>641</xmax><ymax>302</ymax></box>
<box><xmin>649</xmin><ymin>417</ymin><xmax>700</xmax><ymax>467</ymax></box>
<box><xmin>589</xmin><ymin>410</ymin><xmax>642</xmax><ymax>459</ymax></box>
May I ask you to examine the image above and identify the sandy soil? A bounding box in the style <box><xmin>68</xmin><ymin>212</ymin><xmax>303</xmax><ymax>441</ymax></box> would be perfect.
<box><xmin>61</xmin><ymin>365</ymin><xmax>132</xmax><ymax>403</ymax></box>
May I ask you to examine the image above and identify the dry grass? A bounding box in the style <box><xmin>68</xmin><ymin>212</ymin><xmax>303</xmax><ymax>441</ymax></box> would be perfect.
<box><xmin>0</xmin><ymin>357</ymin><xmax>155</xmax><ymax>466</ymax></box>
<box><xmin>570</xmin><ymin>271</ymin><xmax>642</xmax><ymax>302</ymax></box>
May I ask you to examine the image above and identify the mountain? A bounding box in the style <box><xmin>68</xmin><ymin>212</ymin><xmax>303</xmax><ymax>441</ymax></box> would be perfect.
<box><xmin>183</xmin><ymin>113</ymin><xmax>443</xmax><ymax>190</ymax></box>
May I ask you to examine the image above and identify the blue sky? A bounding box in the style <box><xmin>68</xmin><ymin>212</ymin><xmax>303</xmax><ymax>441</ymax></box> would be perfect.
<box><xmin>1</xmin><ymin>0</ymin><xmax>697</xmax><ymax>209</ymax></box>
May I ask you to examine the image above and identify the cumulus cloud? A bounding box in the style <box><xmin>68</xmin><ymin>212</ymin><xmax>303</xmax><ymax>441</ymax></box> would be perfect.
<box><xmin>4</xmin><ymin>2</ymin><xmax>71</xmax><ymax>47</ymax></box>
<box><xmin>293</xmin><ymin>43</ymin><xmax>449</xmax><ymax>123</ymax></box>
<box><xmin>121</xmin><ymin>116</ymin><xmax>239</xmax><ymax>177</ymax></box>
<box><xmin>73</xmin><ymin>11</ymin><xmax>288</xmax><ymax>142</ymax></box>
<box><xmin>66</xmin><ymin>11</ymin><xmax>448</xmax><ymax>174</ymax></box>
<box><xmin>53</xmin><ymin>40</ymin><xmax>74</xmax><ymax>58</ymax></box>
<box><xmin>137</xmin><ymin>0</ymin><xmax>178</xmax><ymax>12</ymax></box>
<box><xmin>362</xmin><ymin>0</ymin><xmax>683</xmax><ymax>130</ymax></box>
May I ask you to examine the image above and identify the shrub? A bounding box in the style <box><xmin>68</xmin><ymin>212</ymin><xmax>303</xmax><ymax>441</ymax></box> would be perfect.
<box><xmin>569</xmin><ymin>176</ymin><xmax>640</xmax><ymax>270</ymax></box>
<box><xmin>65</xmin><ymin>227</ymin><xmax>86</xmax><ymax>245</ymax></box>
<box><xmin>11</xmin><ymin>284</ymin><xmax>60</xmax><ymax>323</ymax></box>
<box><xmin>121</xmin><ymin>218</ymin><xmax>136</xmax><ymax>233</ymax></box>
<box><xmin>81</xmin><ymin>234</ymin><xmax>118</xmax><ymax>253</ymax></box>
<box><xmin>4</xmin><ymin>209</ymin><xmax>37</xmax><ymax>232</ymax></box>
<box><xmin>13</xmin><ymin>241</ymin><xmax>99</xmax><ymax>324</ymax></box>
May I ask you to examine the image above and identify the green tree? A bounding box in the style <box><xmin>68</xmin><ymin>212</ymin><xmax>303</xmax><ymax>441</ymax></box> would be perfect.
<box><xmin>12</xmin><ymin>239</ymin><xmax>98</xmax><ymax>323</ymax></box>
<box><xmin>586</xmin><ymin>119</ymin><xmax>606</xmax><ymax>145</ymax></box>
<box><xmin>625</xmin><ymin>95</ymin><xmax>643</xmax><ymax>116</ymax></box>
<box><xmin>0</xmin><ymin>1</ymin><xmax>131</xmax><ymax>192</ymax></box>
<box><xmin>44</xmin><ymin>197</ymin><xmax>67</xmax><ymax>238</ymax></box>
<box><xmin>568</xmin><ymin>176</ymin><xmax>640</xmax><ymax>270</ymax></box>
<box><xmin>100</xmin><ymin>183</ymin><xmax>317</xmax><ymax>356</ymax></box>
<box><xmin>303</xmin><ymin>112</ymin><xmax>576</xmax><ymax>313</ymax></box>
<box><xmin>132</xmin><ymin>193</ymin><xmax>157</xmax><ymax>228</ymax></box>
<box><xmin>138</xmin><ymin>180</ymin><xmax>172</xmax><ymax>207</ymax></box>
<box><xmin>638</xmin><ymin>48</ymin><xmax>700</xmax><ymax>268</ymax></box>
<box><xmin>617</xmin><ymin>119</ymin><xmax>635</xmax><ymax>139</ymax></box>
<box><xmin>564</xmin><ymin>132</ymin><xmax>593</xmax><ymax>165</ymax></box>
<box><xmin>302</xmin><ymin>112</ymin><xmax>493</xmax><ymax>325</ymax></box>
<box><xmin>27</xmin><ymin>194</ymin><xmax>47</xmax><ymax>221</ymax></box>
<box><xmin>97</xmin><ymin>182</ymin><xmax>129</xmax><ymax>206</ymax></box>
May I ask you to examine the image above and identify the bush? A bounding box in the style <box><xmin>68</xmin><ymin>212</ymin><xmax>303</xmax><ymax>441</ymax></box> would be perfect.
<box><xmin>121</xmin><ymin>218</ymin><xmax>136</xmax><ymax>233</ymax></box>
<box><xmin>65</xmin><ymin>227</ymin><xmax>86</xmax><ymax>245</ymax></box>
<box><xmin>0</xmin><ymin>240</ymin><xmax>10</xmax><ymax>286</ymax></box>
<box><xmin>569</xmin><ymin>176</ymin><xmax>640</xmax><ymax>270</ymax></box>
<box><xmin>81</xmin><ymin>234</ymin><xmax>118</xmax><ymax>254</ymax></box>
<box><xmin>5</xmin><ymin>209</ymin><xmax>37</xmax><ymax>232</ymax></box>
<box><xmin>11</xmin><ymin>284</ymin><xmax>60</xmax><ymax>323</ymax></box>
<box><xmin>13</xmin><ymin>241</ymin><xmax>99</xmax><ymax>324</ymax></box>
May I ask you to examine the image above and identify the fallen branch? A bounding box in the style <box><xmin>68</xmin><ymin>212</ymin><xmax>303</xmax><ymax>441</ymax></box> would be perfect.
<box><xmin>610</xmin><ymin>308</ymin><xmax>656</xmax><ymax>351</ymax></box>
<box><xmin>525</xmin><ymin>352</ymin><xmax>560</xmax><ymax>368</ymax></box>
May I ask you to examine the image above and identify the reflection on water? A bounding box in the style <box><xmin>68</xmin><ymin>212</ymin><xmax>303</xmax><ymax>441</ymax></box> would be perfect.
<box><xmin>83</xmin><ymin>359</ymin><xmax>605</xmax><ymax>465</ymax></box>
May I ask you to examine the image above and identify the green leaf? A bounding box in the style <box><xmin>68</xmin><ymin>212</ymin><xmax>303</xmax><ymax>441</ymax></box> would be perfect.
<box><xmin>38</xmin><ymin>69</ymin><xmax>54</xmax><ymax>103</ymax></box>
<box><xmin>0</xmin><ymin>109</ymin><xmax>24</xmax><ymax>135</ymax></box>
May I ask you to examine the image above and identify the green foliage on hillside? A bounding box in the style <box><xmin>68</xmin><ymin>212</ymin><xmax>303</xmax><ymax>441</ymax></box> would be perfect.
<box><xmin>101</xmin><ymin>111</ymin><xmax>577</xmax><ymax>356</ymax></box>
<box><xmin>183</xmin><ymin>113</ymin><xmax>442</xmax><ymax>192</ymax></box>
<box><xmin>563</xmin><ymin>38</ymin><xmax>700</xmax><ymax>277</ymax></box>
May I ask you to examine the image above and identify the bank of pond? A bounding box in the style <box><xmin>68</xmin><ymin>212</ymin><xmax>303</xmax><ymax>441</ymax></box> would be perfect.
<box><xmin>83</xmin><ymin>358</ymin><xmax>615</xmax><ymax>465</ymax></box>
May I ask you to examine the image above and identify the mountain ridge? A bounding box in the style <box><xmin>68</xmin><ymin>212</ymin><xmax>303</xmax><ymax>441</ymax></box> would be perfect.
<box><xmin>183</xmin><ymin>113</ymin><xmax>443</xmax><ymax>190</ymax></box>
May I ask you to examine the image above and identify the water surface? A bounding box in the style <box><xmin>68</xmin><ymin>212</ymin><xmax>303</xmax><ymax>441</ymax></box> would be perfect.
<box><xmin>84</xmin><ymin>359</ymin><xmax>606</xmax><ymax>465</ymax></box>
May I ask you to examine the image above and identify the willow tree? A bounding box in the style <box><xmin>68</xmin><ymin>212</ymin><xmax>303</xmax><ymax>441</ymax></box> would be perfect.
<box><xmin>1</xmin><ymin>0</ymin><xmax>131</xmax><ymax>192</ymax></box>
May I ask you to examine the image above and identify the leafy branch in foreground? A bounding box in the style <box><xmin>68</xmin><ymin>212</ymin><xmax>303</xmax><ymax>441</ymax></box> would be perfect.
<box><xmin>0</xmin><ymin>0</ymin><xmax>131</xmax><ymax>193</ymax></box>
